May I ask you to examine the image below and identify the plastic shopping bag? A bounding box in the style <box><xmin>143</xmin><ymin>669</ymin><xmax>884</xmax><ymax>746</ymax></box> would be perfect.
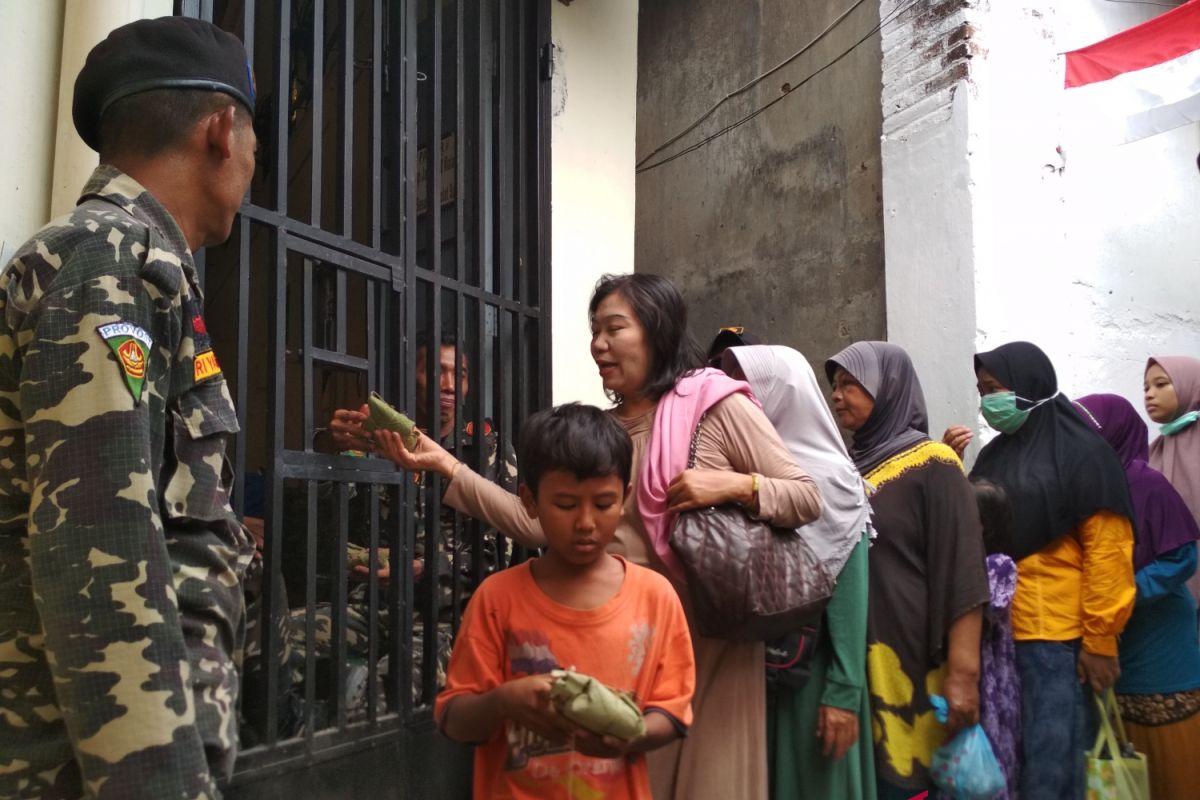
<box><xmin>928</xmin><ymin>694</ymin><xmax>1006</xmax><ymax>800</ymax></box>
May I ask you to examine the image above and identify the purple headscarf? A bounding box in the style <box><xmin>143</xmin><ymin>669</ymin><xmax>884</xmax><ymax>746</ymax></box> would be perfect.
<box><xmin>1074</xmin><ymin>393</ymin><xmax>1200</xmax><ymax>571</ymax></box>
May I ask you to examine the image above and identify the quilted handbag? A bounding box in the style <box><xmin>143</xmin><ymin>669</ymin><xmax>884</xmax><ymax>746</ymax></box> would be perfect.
<box><xmin>668</xmin><ymin>416</ymin><xmax>835</xmax><ymax>640</ymax></box>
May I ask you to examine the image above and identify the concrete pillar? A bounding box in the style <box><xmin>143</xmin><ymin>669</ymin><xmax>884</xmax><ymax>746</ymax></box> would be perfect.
<box><xmin>878</xmin><ymin>0</ymin><xmax>985</xmax><ymax>447</ymax></box>
<box><xmin>0</xmin><ymin>0</ymin><xmax>65</xmax><ymax>260</ymax></box>
<box><xmin>49</xmin><ymin>0</ymin><xmax>173</xmax><ymax>219</ymax></box>
<box><xmin>550</xmin><ymin>0</ymin><xmax>638</xmax><ymax>406</ymax></box>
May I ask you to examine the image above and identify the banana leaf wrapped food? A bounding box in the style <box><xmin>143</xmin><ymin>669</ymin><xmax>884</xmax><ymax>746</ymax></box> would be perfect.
<box><xmin>346</xmin><ymin>542</ymin><xmax>389</xmax><ymax>570</ymax></box>
<box><xmin>550</xmin><ymin>669</ymin><xmax>645</xmax><ymax>741</ymax></box>
<box><xmin>361</xmin><ymin>391</ymin><xmax>420</xmax><ymax>450</ymax></box>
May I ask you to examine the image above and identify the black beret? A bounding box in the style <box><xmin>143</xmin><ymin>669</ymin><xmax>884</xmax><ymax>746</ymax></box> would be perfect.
<box><xmin>73</xmin><ymin>16</ymin><xmax>255</xmax><ymax>152</ymax></box>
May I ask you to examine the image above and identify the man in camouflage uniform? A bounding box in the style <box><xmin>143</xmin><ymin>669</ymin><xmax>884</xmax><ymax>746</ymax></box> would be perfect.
<box><xmin>0</xmin><ymin>18</ymin><xmax>257</xmax><ymax>799</ymax></box>
<box><xmin>283</xmin><ymin>335</ymin><xmax>518</xmax><ymax>720</ymax></box>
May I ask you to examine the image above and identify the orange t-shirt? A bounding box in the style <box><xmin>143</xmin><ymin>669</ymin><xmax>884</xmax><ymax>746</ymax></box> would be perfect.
<box><xmin>435</xmin><ymin>556</ymin><xmax>695</xmax><ymax>799</ymax></box>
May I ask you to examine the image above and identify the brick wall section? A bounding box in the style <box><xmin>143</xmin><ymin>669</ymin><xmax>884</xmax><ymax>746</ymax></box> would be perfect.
<box><xmin>881</xmin><ymin>0</ymin><xmax>984</xmax><ymax>138</ymax></box>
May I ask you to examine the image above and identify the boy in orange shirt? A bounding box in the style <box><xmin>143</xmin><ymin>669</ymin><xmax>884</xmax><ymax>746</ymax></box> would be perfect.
<box><xmin>434</xmin><ymin>403</ymin><xmax>695</xmax><ymax>799</ymax></box>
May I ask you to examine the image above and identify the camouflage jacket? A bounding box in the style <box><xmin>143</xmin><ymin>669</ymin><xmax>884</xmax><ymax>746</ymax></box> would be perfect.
<box><xmin>411</xmin><ymin>419</ymin><xmax>518</xmax><ymax>618</ymax></box>
<box><xmin>0</xmin><ymin>166</ymin><xmax>252</xmax><ymax>799</ymax></box>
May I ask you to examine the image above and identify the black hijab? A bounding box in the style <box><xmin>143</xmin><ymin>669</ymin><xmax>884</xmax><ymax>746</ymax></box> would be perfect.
<box><xmin>825</xmin><ymin>341</ymin><xmax>930</xmax><ymax>475</ymax></box>
<box><xmin>969</xmin><ymin>341</ymin><xmax>1134</xmax><ymax>560</ymax></box>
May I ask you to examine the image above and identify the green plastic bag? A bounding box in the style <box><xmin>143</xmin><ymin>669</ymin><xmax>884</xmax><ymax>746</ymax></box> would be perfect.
<box><xmin>550</xmin><ymin>669</ymin><xmax>645</xmax><ymax>741</ymax></box>
<box><xmin>346</xmin><ymin>542</ymin><xmax>389</xmax><ymax>570</ymax></box>
<box><xmin>1086</xmin><ymin>691</ymin><xmax>1149</xmax><ymax>800</ymax></box>
<box><xmin>361</xmin><ymin>391</ymin><xmax>420</xmax><ymax>449</ymax></box>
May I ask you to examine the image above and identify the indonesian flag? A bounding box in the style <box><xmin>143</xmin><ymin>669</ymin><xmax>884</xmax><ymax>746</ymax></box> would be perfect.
<box><xmin>1064</xmin><ymin>0</ymin><xmax>1200</xmax><ymax>144</ymax></box>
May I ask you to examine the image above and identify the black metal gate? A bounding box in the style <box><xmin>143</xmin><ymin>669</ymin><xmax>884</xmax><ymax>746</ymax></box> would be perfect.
<box><xmin>177</xmin><ymin>1</ymin><xmax>551</xmax><ymax>795</ymax></box>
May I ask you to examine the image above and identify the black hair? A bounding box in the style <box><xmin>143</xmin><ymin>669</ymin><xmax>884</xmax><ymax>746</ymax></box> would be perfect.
<box><xmin>588</xmin><ymin>273</ymin><xmax>705</xmax><ymax>404</ymax></box>
<box><xmin>971</xmin><ymin>478</ymin><xmax>1013</xmax><ymax>555</ymax></box>
<box><xmin>98</xmin><ymin>88</ymin><xmax>252</xmax><ymax>160</ymax></box>
<box><xmin>518</xmin><ymin>403</ymin><xmax>633</xmax><ymax>496</ymax></box>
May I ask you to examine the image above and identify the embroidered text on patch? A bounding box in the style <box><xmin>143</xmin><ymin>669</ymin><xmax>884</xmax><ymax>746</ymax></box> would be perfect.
<box><xmin>195</xmin><ymin>350</ymin><xmax>222</xmax><ymax>382</ymax></box>
<box><xmin>97</xmin><ymin>322</ymin><xmax>152</xmax><ymax>404</ymax></box>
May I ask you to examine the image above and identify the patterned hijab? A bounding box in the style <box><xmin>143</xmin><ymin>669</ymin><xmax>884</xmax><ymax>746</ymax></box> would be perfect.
<box><xmin>824</xmin><ymin>341</ymin><xmax>929</xmax><ymax>475</ymax></box>
<box><xmin>1147</xmin><ymin>356</ymin><xmax>1200</xmax><ymax>528</ymax></box>
<box><xmin>727</xmin><ymin>345</ymin><xmax>871</xmax><ymax>576</ymax></box>
<box><xmin>1075</xmin><ymin>393</ymin><xmax>1200</xmax><ymax>571</ymax></box>
<box><xmin>969</xmin><ymin>342</ymin><xmax>1134</xmax><ymax>560</ymax></box>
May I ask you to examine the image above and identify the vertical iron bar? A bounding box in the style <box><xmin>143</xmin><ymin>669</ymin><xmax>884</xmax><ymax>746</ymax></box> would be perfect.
<box><xmin>233</xmin><ymin>220</ymin><xmax>250</xmax><ymax>517</ymax></box>
<box><xmin>243</xmin><ymin>0</ymin><xmax>256</xmax><ymax>63</ymax></box>
<box><xmin>330</xmin><ymin>483</ymin><xmax>350</xmax><ymax>728</ymax></box>
<box><xmin>516</xmin><ymin>0</ymin><xmax>529</xmax><ymax>306</ymax></box>
<box><xmin>430</xmin><ymin>0</ymin><xmax>442</xmax><ymax>279</ymax></box>
<box><xmin>372</xmin><ymin>0</ymin><xmax>383</xmax><ymax>249</ymax></box>
<box><xmin>536</xmin><ymin>0</ymin><xmax>553</xmax><ymax>408</ymax></box>
<box><xmin>478</xmin><ymin>0</ymin><xmax>493</xmax><ymax>293</ymax></box>
<box><xmin>303</xmin><ymin>480</ymin><xmax>318</xmax><ymax>740</ymax></box>
<box><xmin>303</xmin><ymin>260</ymin><xmax>314</xmax><ymax>450</ymax></box>
<box><xmin>336</xmin><ymin>271</ymin><xmax>348</xmax><ymax>352</ymax></box>
<box><xmin>454</xmin><ymin>0</ymin><xmax>465</xmax><ymax>284</ymax></box>
<box><xmin>260</xmin><ymin>231</ymin><xmax>289</xmax><ymax>746</ymax></box>
<box><xmin>365</xmin><ymin>483</ymin><xmax>380</xmax><ymax>723</ymax></box>
<box><xmin>338</xmin><ymin>0</ymin><xmax>354</xmax><ymax>237</ymax></box>
<box><xmin>496</xmin><ymin>0</ymin><xmax>512</xmax><ymax>301</ymax></box>
<box><xmin>275</xmin><ymin>0</ymin><xmax>291</xmax><ymax>215</ymax></box>
<box><xmin>310</xmin><ymin>0</ymin><xmax>325</xmax><ymax>227</ymax></box>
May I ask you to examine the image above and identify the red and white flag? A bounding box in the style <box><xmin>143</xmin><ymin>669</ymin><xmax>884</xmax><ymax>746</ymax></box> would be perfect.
<box><xmin>1064</xmin><ymin>0</ymin><xmax>1200</xmax><ymax>144</ymax></box>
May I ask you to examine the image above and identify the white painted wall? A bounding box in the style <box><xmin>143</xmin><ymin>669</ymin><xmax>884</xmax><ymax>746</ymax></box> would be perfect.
<box><xmin>973</xmin><ymin>0</ymin><xmax>1199</xmax><ymax>429</ymax></box>
<box><xmin>0</xmin><ymin>0</ymin><xmax>175</xmax><ymax>262</ymax></box>
<box><xmin>882</xmin><ymin>0</ymin><xmax>1199</xmax><ymax>452</ymax></box>
<box><xmin>0</xmin><ymin>0</ymin><xmax>65</xmax><ymax>263</ymax></box>
<box><xmin>549</xmin><ymin>0</ymin><xmax>638</xmax><ymax>406</ymax></box>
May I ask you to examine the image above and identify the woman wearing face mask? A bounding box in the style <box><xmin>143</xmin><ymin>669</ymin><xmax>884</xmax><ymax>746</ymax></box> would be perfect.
<box><xmin>1144</xmin><ymin>356</ymin><xmax>1200</xmax><ymax>607</ymax></box>
<box><xmin>967</xmin><ymin>341</ymin><xmax>1135</xmax><ymax>800</ymax></box>
<box><xmin>1074</xmin><ymin>393</ymin><xmax>1200</xmax><ymax>800</ymax></box>
<box><xmin>722</xmin><ymin>345</ymin><xmax>874</xmax><ymax>800</ymax></box>
<box><xmin>376</xmin><ymin>273</ymin><xmax>823</xmax><ymax>800</ymax></box>
<box><xmin>825</xmin><ymin>341</ymin><xmax>989</xmax><ymax>800</ymax></box>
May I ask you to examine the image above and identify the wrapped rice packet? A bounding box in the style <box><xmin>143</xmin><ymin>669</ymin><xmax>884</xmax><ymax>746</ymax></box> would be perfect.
<box><xmin>346</xmin><ymin>542</ymin><xmax>389</xmax><ymax>570</ymax></box>
<box><xmin>550</xmin><ymin>668</ymin><xmax>646</xmax><ymax>741</ymax></box>
<box><xmin>362</xmin><ymin>391</ymin><xmax>420</xmax><ymax>449</ymax></box>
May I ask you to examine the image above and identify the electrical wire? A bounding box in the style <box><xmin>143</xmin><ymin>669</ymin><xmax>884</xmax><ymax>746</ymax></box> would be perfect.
<box><xmin>636</xmin><ymin>0</ymin><xmax>924</xmax><ymax>175</ymax></box>
<box><xmin>635</xmin><ymin>0</ymin><xmax>869</xmax><ymax>168</ymax></box>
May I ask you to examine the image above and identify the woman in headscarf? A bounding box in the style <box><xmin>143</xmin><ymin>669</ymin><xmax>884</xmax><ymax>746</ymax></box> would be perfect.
<box><xmin>1074</xmin><ymin>393</ymin><xmax>1200</xmax><ymax>800</ymax></box>
<box><xmin>1145</xmin><ymin>355</ymin><xmax>1200</xmax><ymax>606</ymax></box>
<box><xmin>723</xmin><ymin>345</ymin><xmax>874</xmax><ymax>800</ymax></box>
<box><xmin>825</xmin><ymin>341</ymin><xmax>989</xmax><ymax>800</ymax></box>
<box><xmin>376</xmin><ymin>274</ymin><xmax>823</xmax><ymax>799</ymax></box>
<box><xmin>967</xmin><ymin>342</ymin><xmax>1135</xmax><ymax>800</ymax></box>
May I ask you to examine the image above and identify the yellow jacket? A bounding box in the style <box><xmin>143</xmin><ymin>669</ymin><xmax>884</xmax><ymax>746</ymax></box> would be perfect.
<box><xmin>1011</xmin><ymin>510</ymin><xmax>1135</xmax><ymax>656</ymax></box>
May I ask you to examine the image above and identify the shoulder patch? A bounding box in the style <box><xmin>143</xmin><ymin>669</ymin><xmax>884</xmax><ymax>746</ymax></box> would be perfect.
<box><xmin>97</xmin><ymin>322</ymin><xmax>152</xmax><ymax>405</ymax></box>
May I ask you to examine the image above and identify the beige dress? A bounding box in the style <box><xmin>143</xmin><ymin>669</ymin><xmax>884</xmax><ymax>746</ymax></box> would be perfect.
<box><xmin>444</xmin><ymin>392</ymin><xmax>822</xmax><ymax>800</ymax></box>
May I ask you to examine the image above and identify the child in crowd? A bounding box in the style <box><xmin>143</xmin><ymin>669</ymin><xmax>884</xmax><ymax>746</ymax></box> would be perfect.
<box><xmin>971</xmin><ymin>479</ymin><xmax>1020</xmax><ymax>800</ymax></box>
<box><xmin>434</xmin><ymin>403</ymin><xmax>696</xmax><ymax>799</ymax></box>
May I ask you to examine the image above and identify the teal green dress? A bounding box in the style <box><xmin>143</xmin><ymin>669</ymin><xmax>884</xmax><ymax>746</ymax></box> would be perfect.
<box><xmin>768</xmin><ymin>534</ymin><xmax>875</xmax><ymax>800</ymax></box>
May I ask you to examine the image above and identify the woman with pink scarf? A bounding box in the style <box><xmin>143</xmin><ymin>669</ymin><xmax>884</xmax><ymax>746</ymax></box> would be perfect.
<box><xmin>376</xmin><ymin>273</ymin><xmax>822</xmax><ymax>799</ymax></box>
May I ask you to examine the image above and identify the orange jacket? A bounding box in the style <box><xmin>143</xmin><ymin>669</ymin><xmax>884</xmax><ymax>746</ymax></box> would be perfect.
<box><xmin>1011</xmin><ymin>510</ymin><xmax>1135</xmax><ymax>656</ymax></box>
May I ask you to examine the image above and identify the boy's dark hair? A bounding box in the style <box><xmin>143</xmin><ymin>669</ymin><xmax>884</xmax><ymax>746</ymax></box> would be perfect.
<box><xmin>98</xmin><ymin>88</ymin><xmax>252</xmax><ymax>161</ymax></box>
<box><xmin>972</xmin><ymin>478</ymin><xmax>1012</xmax><ymax>555</ymax></box>
<box><xmin>519</xmin><ymin>403</ymin><xmax>633</xmax><ymax>496</ymax></box>
<box><xmin>588</xmin><ymin>273</ymin><xmax>705</xmax><ymax>404</ymax></box>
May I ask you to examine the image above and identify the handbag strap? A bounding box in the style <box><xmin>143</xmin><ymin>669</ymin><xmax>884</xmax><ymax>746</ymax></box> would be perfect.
<box><xmin>1090</xmin><ymin>689</ymin><xmax>1132</xmax><ymax>758</ymax></box>
<box><xmin>687</xmin><ymin>413</ymin><xmax>706</xmax><ymax>470</ymax></box>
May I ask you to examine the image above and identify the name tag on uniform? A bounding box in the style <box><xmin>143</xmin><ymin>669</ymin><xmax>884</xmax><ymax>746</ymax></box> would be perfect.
<box><xmin>97</xmin><ymin>322</ymin><xmax>153</xmax><ymax>405</ymax></box>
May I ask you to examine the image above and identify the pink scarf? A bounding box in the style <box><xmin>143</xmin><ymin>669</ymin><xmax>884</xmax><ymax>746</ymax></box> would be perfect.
<box><xmin>636</xmin><ymin>368</ymin><xmax>758</xmax><ymax>584</ymax></box>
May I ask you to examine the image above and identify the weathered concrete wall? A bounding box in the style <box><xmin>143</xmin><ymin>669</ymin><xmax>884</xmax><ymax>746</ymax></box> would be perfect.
<box><xmin>635</xmin><ymin>0</ymin><xmax>887</xmax><ymax>374</ymax></box>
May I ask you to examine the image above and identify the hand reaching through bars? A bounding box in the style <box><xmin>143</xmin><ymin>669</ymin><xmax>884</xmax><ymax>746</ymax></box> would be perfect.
<box><xmin>375</xmin><ymin>428</ymin><xmax>462</xmax><ymax>480</ymax></box>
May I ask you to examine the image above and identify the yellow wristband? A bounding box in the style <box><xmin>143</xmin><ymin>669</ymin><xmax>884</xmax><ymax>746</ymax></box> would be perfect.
<box><xmin>750</xmin><ymin>473</ymin><xmax>760</xmax><ymax>504</ymax></box>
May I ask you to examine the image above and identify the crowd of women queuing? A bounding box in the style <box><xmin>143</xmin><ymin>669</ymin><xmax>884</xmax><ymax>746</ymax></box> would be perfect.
<box><xmin>346</xmin><ymin>272</ymin><xmax>1200</xmax><ymax>799</ymax></box>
